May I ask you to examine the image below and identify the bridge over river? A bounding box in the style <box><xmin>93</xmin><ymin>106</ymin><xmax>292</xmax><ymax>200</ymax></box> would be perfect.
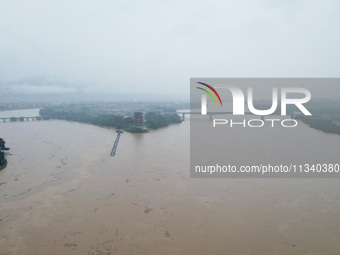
<box><xmin>0</xmin><ymin>116</ymin><xmax>55</xmax><ymax>122</ymax></box>
<box><xmin>170</xmin><ymin>112</ymin><xmax>300</xmax><ymax>120</ymax></box>
<box><xmin>1</xmin><ymin>112</ymin><xmax>300</xmax><ymax>122</ymax></box>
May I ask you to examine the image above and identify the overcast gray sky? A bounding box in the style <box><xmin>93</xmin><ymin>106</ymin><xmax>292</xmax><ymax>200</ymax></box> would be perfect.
<box><xmin>0</xmin><ymin>0</ymin><xmax>339</xmax><ymax>100</ymax></box>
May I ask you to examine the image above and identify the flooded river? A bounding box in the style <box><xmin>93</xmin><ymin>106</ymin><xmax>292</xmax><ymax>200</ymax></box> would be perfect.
<box><xmin>1</xmin><ymin>109</ymin><xmax>340</xmax><ymax>254</ymax></box>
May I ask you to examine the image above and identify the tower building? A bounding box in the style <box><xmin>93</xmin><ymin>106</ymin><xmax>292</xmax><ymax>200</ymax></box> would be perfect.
<box><xmin>133</xmin><ymin>112</ymin><xmax>144</xmax><ymax>128</ymax></box>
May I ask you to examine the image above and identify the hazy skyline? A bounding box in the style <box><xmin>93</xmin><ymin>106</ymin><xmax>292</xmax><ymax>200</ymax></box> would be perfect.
<box><xmin>1</xmin><ymin>0</ymin><xmax>340</xmax><ymax>100</ymax></box>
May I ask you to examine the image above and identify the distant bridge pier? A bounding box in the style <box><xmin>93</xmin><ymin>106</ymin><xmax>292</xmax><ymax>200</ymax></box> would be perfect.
<box><xmin>209</xmin><ymin>115</ymin><xmax>212</xmax><ymax>120</ymax></box>
<box><xmin>182</xmin><ymin>113</ymin><xmax>185</xmax><ymax>120</ymax></box>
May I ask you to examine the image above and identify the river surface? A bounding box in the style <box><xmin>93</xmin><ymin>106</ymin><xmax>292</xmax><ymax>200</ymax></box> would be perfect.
<box><xmin>1</xmin><ymin>109</ymin><xmax>340</xmax><ymax>254</ymax></box>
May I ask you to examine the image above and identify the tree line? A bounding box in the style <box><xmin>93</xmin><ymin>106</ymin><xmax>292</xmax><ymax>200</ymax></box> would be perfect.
<box><xmin>145</xmin><ymin>112</ymin><xmax>182</xmax><ymax>129</ymax></box>
<box><xmin>0</xmin><ymin>138</ymin><xmax>9</xmax><ymax>170</ymax></box>
<box><xmin>296</xmin><ymin>116</ymin><xmax>340</xmax><ymax>135</ymax></box>
<box><xmin>39</xmin><ymin>108</ymin><xmax>182</xmax><ymax>133</ymax></box>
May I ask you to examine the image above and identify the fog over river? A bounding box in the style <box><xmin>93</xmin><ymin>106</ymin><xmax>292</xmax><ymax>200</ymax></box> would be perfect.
<box><xmin>1</xmin><ymin>109</ymin><xmax>340</xmax><ymax>255</ymax></box>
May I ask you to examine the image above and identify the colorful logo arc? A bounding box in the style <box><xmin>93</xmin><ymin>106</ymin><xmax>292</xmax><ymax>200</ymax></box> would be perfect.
<box><xmin>196</xmin><ymin>82</ymin><xmax>222</xmax><ymax>106</ymax></box>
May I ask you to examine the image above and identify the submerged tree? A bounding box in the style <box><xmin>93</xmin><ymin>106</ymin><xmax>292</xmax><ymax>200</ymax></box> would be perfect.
<box><xmin>0</xmin><ymin>138</ymin><xmax>9</xmax><ymax>151</ymax></box>
<box><xmin>0</xmin><ymin>137</ymin><xmax>9</xmax><ymax>169</ymax></box>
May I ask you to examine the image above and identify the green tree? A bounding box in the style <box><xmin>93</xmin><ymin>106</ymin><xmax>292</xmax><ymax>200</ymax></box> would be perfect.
<box><xmin>0</xmin><ymin>138</ymin><xmax>9</xmax><ymax>151</ymax></box>
<box><xmin>0</xmin><ymin>137</ymin><xmax>8</xmax><ymax>170</ymax></box>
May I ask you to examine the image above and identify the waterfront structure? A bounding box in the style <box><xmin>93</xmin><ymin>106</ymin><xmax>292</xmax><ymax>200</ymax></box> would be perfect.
<box><xmin>133</xmin><ymin>112</ymin><xmax>144</xmax><ymax>128</ymax></box>
<box><xmin>110</xmin><ymin>130</ymin><xmax>123</xmax><ymax>156</ymax></box>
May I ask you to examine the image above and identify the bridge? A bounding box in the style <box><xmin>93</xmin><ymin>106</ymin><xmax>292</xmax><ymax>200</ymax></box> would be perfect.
<box><xmin>0</xmin><ymin>116</ymin><xmax>55</xmax><ymax>122</ymax></box>
<box><xmin>169</xmin><ymin>112</ymin><xmax>301</xmax><ymax>120</ymax></box>
<box><xmin>0</xmin><ymin>112</ymin><xmax>302</xmax><ymax>123</ymax></box>
<box><xmin>110</xmin><ymin>131</ymin><xmax>123</xmax><ymax>156</ymax></box>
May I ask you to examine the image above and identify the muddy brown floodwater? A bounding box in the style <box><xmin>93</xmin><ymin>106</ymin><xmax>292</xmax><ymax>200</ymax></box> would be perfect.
<box><xmin>1</xmin><ymin>109</ymin><xmax>340</xmax><ymax>254</ymax></box>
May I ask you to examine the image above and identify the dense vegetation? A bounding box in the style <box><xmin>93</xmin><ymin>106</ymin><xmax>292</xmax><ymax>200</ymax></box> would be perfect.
<box><xmin>255</xmin><ymin>99</ymin><xmax>340</xmax><ymax>136</ymax></box>
<box><xmin>296</xmin><ymin>116</ymin><xmax>340</xmax><ymax>135</ymax></box>
<box><xmin>39</xmin><ymin>107</ymin><xmax>182</xmax><ymax>133</ymax></box>
<box><xmin>145</xmin><ymin>112</ymin><xmax>182</xmax><ymax>129</ymax></box>
<box><xmin>0</xmin><ymin>138</ymin><xmax>9</xmax><ymax>170</ymax></box>
<box><xmin>40</xmin><ymin>108</ymin><xmax>147</xmax><ymax>133</ymax></box>
<box><xmin>293</xmin><ymin>99</ymin><xmax>340</xmax><ymax>136</ymax></box>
